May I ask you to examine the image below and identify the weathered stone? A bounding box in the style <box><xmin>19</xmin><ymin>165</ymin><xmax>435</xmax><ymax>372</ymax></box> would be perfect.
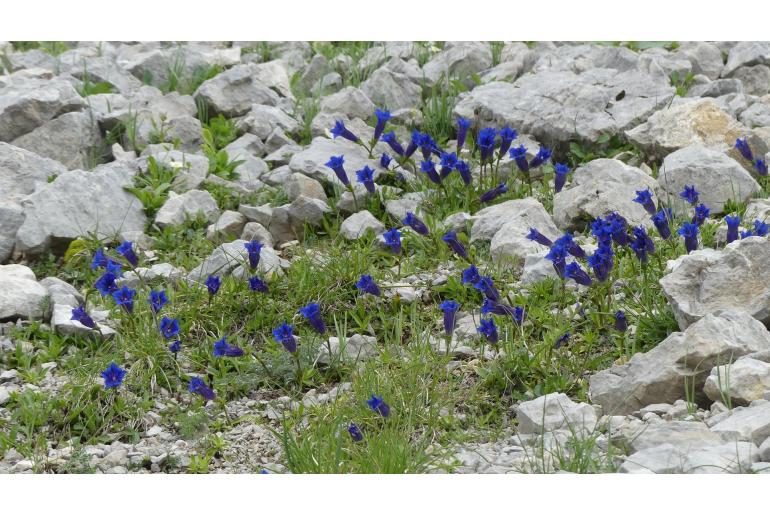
<box><xmin>39</xmin><ymin>277</ymin><xmax>82</xmax><ymax>307</ymax></box>
<box><xmin>187</xmin><ymin>239</ymin><xmax>283</xmax><ymax>283</ymax></box>
<box><xmin>287</xmin><ymin>196</ymin><xmax>331</xmax><ymax>226</ymax></box>
<box><xmin>553</xmin><ymin>158</ymin><xmax>659</xmax><ymax>231</ymax></box>
<box><xmin>51</xmin><ymin>303</ymin><xmax>114</xmax><ymax>338</ymax></box>
<box><xmin>384</xmin><ymin>193</ymin><xmax>424</xmax><ymax>222</ymax></box>
<box><xmin>288</xmin><ymin>136</ymin><xmax>378</xmax><ymax>185</ymax></box>
<box><xmin>240</xmin><ymin>222</ymin><xmax>273</xmax><ymax>247</ymax></box>
<box><xmin>658</xmin><ymin>144</ymin><xmax>759</xmax><ymax>215</ymax></box>
<box><xmin>12</xmin><ymin>111</ymin><xmax>103</xmax><ymax>170</ymax></box>
<box><xmin>284</xmin><ymin>173</ymin><xmax>327</xmax><ymax>202</ymax></box>
<box><xmin>138</xmin><ymin>148</ymin><xmax>209</xmax><ymax>192</ymax></box>
<box><xmin>660</xmin><ymin>237</ymin><xmax>770</xmax><ymax>329</ymax></box>
<box><xmin>705</xmin><ymin>358</ymin><xmax>770</xmax><ymax>406</ymax></box>
<box><xmin>731</xmin><ymin>65</ymin><xmax>770</xmax><ymax>96</ymax></box>
<box><xmin>339</xmin><ymin>210</ymin><xmax>385</xmax><ymax>240</ymax></box>
<box><xmin>471</xmin><ymin>198</ymin><xmax>558</xmax><ymax>243</ymax></box>
<box><xmin>0</xmin><ymin>265</ymin><xmax>49</xmax><ymax>321</ymax></box>
<box><xmin>722</xmin><ymin>41</ymin><xmax>770</xmax><ymax>77</ymax></box>
<box><xmin>625</xmin><ymin>99</ymin><xmax>746</xmax><ymax>159</ymax></box>
<box><xmin>0</xmin><ymin>142</ymin><xmax>68</xmax><ymax>201</ymax></box>
<box><xmin>686</xmin><ymin>79</ymin><xmax>743</xmax><ymax>98</ymax></box>
<box><xmin>155</xmin><ymin>190</ymin><xmax>220</xmax><ymax>228</ymax></box>
<box><xmin>360</xmin><ymin>68</ymin><xmax>422</xmax><ymax>111</ymax></box>
<box><xmin>589</xmin><ymin>310</ymin><xmax>770</xmax><ymax>415</ymax></box>
<box><xmin>194</xmin><ymin>64</ymin><xmax>281</xmax><ymax>118</ymax></box>
<box><xmin>620</xmin><ymin>441</ymin><xmax>757</xmax><ymax>473</ymax></box>
<box><xmin>516</xmin><ymin>393</ymin><xmax>598</xmax><ymax>435</ymax></box>
<box><xmin>422</xmin><ymin>42</ymin><xmax>492</xmax><ymax>86</ymax></box>
<box><xmin>616</xmin><ymin>420</ymin><xmax>726</xmax><ymax>454</ymax></box>
<box><xmin>489</xmin><ymin>210</ymin><xmax>561</xmax><ymax>264</ymax></box>
<box><xmin>710</xmin><ymin>401</ymin><xmax>770</xmax><ymax>445</ymax></box>
<box><xmin>0</xmin><ymin>75</ymin><xmax>84</xmax><ymax>142</ymax></box>
<box><xmin>675</xmin><ymin>41</ymin><xmax>725</xmax><ymax>80</ymax></box>
<box><xmin>0</xmin><ymin>201</ymin><xmax>24</xmax><ymax>263</ymax></box>
<box><xmin>235</xmin><ymin>104</ymin><xmax>300</xmax><ymax>141</ymax></box>
<box><xmin>454</xmin><ymin>70</ymin><xmax>674</xmax><ymax>148</ymax></box>
<box><xmin>206</xmin><ymin>210</ymin><xmax>246</xmax><ymax>242</ymax></box>
<box><xmin>317</xmin><ymin>334</ymin><xmax>378</xmax><ymax>365</ymax></box>
<box><xmin>319</xmin><ymin>86</ymin><xmax>375</xmax><ymax>121</ymax></box>
<box><xmin>15</xmin><ymin>164</ymin><xmax>147</xmax><ymax>256</ymax></box>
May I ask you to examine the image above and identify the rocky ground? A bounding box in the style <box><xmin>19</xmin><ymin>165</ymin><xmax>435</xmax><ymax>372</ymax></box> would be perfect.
<box><xmin>3</xmin><ymin>41</ymin><xmax>770</xmax><ymax>474</ymax></box>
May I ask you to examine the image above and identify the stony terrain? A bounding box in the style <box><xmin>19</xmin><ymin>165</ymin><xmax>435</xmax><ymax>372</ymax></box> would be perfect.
<box><xmin>2</xmin><ymin>40</ymin><xmax>770</xmax><ymax>474</ymax></box>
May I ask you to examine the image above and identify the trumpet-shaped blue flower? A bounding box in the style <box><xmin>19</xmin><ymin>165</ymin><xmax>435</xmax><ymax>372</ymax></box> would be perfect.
<box><xmin>403</xmin><ymin>212</ymin><xmax>429</xmax><ymax>235</ymax></box>
<box><xmin>325</xmin><ymin>155</ymin><xmax>350</xmax><ymax>186</ymax></box>
<box><xmin>498</xmin><ymin>126</ymin><xmax>518</xmax><ymax>156</ymax></box>
<box><xmin>529</xmin><ymin>146</ymin><xmax>552</xmax><ymax>168</ymax></box>
<box><xmin>735</xmin><ymin>137</ymin><xmax>753</xmax><ymax>161</ymax></box>
<box><xmin>477</xmin><ymin>127</ymin><xmax>497</xmax><ymax>161</ymax></box>
<box><xmin>380</xmin><ymin>152</ymin><xmax>392</xmax><ymax>169</ymax></box>
<box><xmin>554</xmin><ymin>332</ymin><xmax>570</xmax><ymax>349</ymax></box>
<box><xmin>473</xmin><ymin>276</ymin><xmax>500</xmax><ymax>302</ymax></box>
<box><xmin>248</xmin><ymin>276</ymin><xmax>269</xmax><ymax>293</ymax></box>
<box><xmin>755</xmin><ymin>219</ymin><xmax>770</xmax><ymax>237</ymax></box>
<box><xmin>116</xmin><ymin>241</ymin><xmax>138</xmax><ymax>267</ymax></box>
<box><xmin>420</xmin><ymin>159</ymin><xmax>442</xmax><ymax>185</ymax></box>
<box><xmin>95</xmin><ymin>272</ymin><xmax>118</xmax><ymax>297</ymax></box>
<box><xmin>554</xmin><ymin>163</ymin><xmax>570</xmax><ymax>193</ymax></box>
<box><xmin>382</xmin><ymin>228</ymin><xmax>402</xmax><ymax>254</ymax></box>
<box><xmin>652</xmin><ymin>208</ymin><xmax>672</xmax><ymax>240</ymax></box>
<box><xmin>680</xmin><ymin>185</ymin><xmax>699</xmax><ymax>205</ymax></box>
<box><xmin>456</xmin><ymin>117</ymin><xmax>472</xmax><ymax>150</ymax></box>
<box><xmin>331</xmin><ymin>120</ymin><xmax>359</xmax><ymax>142</ymax></box>
<box><xmin>564</xmin><ymin>262</ymin><xmax>593</xmax><ymax>286</ymax></box>
<box><xmin>527</xmin><ymin>227</ymin><xmax>553</xmax><ymax>247</ymax></box>
<box><xmin>461</xmin><ymin>264</ymin><xmax>481</xmax><ymax>285</ymax></box>
<box><xmin>678</xmin><ymin>221</ymin><xmax>700</xmax><ymax>252</ymax></box>
<box><xmin>477</xmin><ymin>318</ymin><xmax>499</xmax><ymax>344</ymax></box>
<box><xmin>442</xmin><ymin>230</ymin><xmax>468</xmax><ymax>259</ymax></box>
<box><xmin>755</xmin><ymin>159</ymin><xmax>768</xmax><ymax>176</ymax></box>
<box><xmin>554</xmin><ymin>233</ymin><xmax>586</xmax><ymax>259</ymax></box>
<box><xmin>213</xmin><ymin>336</ymin><xmax>244</xmax><ymax>357</ymax></box>
<box><xmin>112</xmin><ymin>286</ymin><xmax>136</xmax><ymax>314</ymax></box>
<box><xmin>439</xmin><ymin>152</ymin><xmax>458</xmax><ymax>179</ymax></box>
<box><xmin>356</xmin><ymin>166</ymin><xmax>376</xmax><ymax>194</ymax></box>
<box><xmin>382</xmin><ymin>131</ymin><xmax>405</xmax><ymax>156</ymax></box>
<box><xmin>509</xmin><ymin>145</ymin><xmax>528</xmax><ymax>172</ymax></box>
<box><xmin>587</xmin><ymin>244</ymin><xmax>614</xmax><ymax>282</ymax></box>
<box><xmin>70</xmin><ymin>305</ymin><xmax>96</xmax><ymax>329</ymax></box>
<box><xmin>631</xmin><ymin>226</ymin><xmax>655</xmax><ymax>263</ymax></box>
<box><xmin>148</xmin><ymin>289</ymin><xmax>168</xmax><ymax>313</ymax></box>
<box><xmin>356</xmin><ymin>274</ymin><xmax>381</xmax><ymax>296</ymax></box>
<box><xmin>455</xmin><ymin>160</ymin><xmax>472</xmax><ymax>185</ymax></box>
<box><xmin>440</xmin><ymin>300</ymin><xmax>460</xmax><ymax>335</ymax></box>
<box><xmin>404</xmin><ymin>130</ymin><xmax>421</xmax><ymax>159</ymax></box>
<box><xmin>159</xmin><ymin>316</ymin><xmax>180</xmax><ymax>340</ymax></box>
<box><xmin>633</xmin><ymin>188</ymin><xmax>656</xmax><ymax>215</ymax></box>
<box><xmin>299</xmin><ymin>302</ymin><xmax>327</xmax><ymax>334</ymax></box>
<box><xmin>545</xmin><ymin>242</ymin><xmax>568</xmax><ymax>277</ymax></box>
<box><xmin>91</xmin><ymin>248</ymin><xmax>108</xmax><ymax>270</ymax></box>
<box><xmin>273</xmin><ymin>322</ymin><xmax>297</xmax><ymax>353</ymax></box>
<box><xmin>366</xmin><ymin>394</ymin><xmax>391</xmax><ymax>417</ymax></box>
<box><xmin>479</xmin><ymin>182</ymin><xmax>508</xmax><ymax>203</ymax></box>
<box><xmin>418</xmin><ymin>133</ymin><xmax>437</xmax><ymax>160</ymax></box>
<box><xmin>692</xmin><ymin>203</ymin><xmax>710</xmax><ymax>226</ymax></box>
<box><xmin>245</xmin><ymin>240</ymin><xmax>263</xmax><ymax>270</ymax></box>
<box><xmin>101</xmin><ymin>362</ymin><xmax>126</xmax><ymax>389</ymax></box>
<box><xmin>205</xmin><ymin>275</ymin><xmax>221</xmax><ymax>296</ymax></box>
<box><xmin>614</xmin><ymin>311</ymin><xmax>628</xmax><ymax>332</ymax></box>
<box><xmin>188</xmin><ymin>377</ymin><xmax>216</xmax><ymax>401</ymax></box>
<box><xmin>169</xmin><ymin>340</ymin><xmax>181</xmax><ymax>354</ymax></box>
<box><xmin>348</xmin><ymin>423</ymin><xmax>364</xmax><ymax>442</ymax></box>
<box><xmin>725</xmin><ymin>214</ymin><xmax>741</xmax><ymax>244</ymax></box>
<box><xmin>373</xmin><ymin>108</ymin><xmax>391</xmax><ymax>141</ymax></box>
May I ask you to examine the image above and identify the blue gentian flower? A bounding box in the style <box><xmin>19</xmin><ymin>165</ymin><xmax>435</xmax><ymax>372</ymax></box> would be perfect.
<box><xmin>366</xmin><ymin>394</ymin><xmax>391</xmax><ymax>417</ymax></box>
<box><xmin>529</xmin><ymin>146</ymin><xmax>552</xmax><ymax>168</ymax></box>
<box><xmin>245</xmin><ymin>240</ymin><xmax>263</xmax><ymax>270</ymax></box>
<box><xmin>95</xmin><ymin>272</ymin><xmax>118</xmax><ymax>297</ymax></box>
<box><xmin>101</xmin><ymin>362</ymin><xmax>126</xmax><ymax>389</ymax></box>
<box><xmin>420</xmin><ymin>159</ymin><xmax>442</xmax><ymax>185</ymax></box>
<box><xmin>477</xmin><ymin>318</ymin><xmax>499</xmax><ymax>344</ymax></box>
<box><xmin>112</xmin><ymin>286</ymin><xmax>136</xmax><ymax>314</ymax></box>
<box><xmin>442</xmin><ymin>230</ymin><xmax>468</xmax><ymax>259</ymax></box>
<box><xmin>418</xmin><ymin>132</ymin><xmax>437</xmax><ymax>160</ymax></box>
<box><xmin>554</xmin><ymin>163</ymin><xmax>570</xmax><ymax>193</ymax></box>
<box><xmin>105</xmin><ymin>259</ymin><xmax>123</xmax><ymax>278</ymax></box>
<box><xmin>554</xmin><ymin>332</ymin><xmax>570</xmax><ymax>350</ymax></box>
<box><xmin>509</xmin><ymin>145</ymin><xmax>529</xmax><ymax>173</ymax></box>
<box><xmin>461</xmin><ymin>264</ymin><xmax>481</xmax><ymax>285</ymax></box>
<box><xmin>205</xmin><ymin>275</ymin><xmax>221</xmax><ymax>296</ymax></box>
<box><xmin>213</xmin><ymin>336</ymin><xmax>244</xmax><ymax>357</ymax></box>
<box><xmin>404</xmin><ymin>130</ymin><xmax>421</xmax><ymax>159</ymax></box>
<box><xmin>439</xmin><ymin>152</ymin><xmax>458</xmax><ymax>179</ymax></box>
<box><xmin>440</xmin><ymin>300</ymin><xmax>460</xmax><ymax>336</ymax></box>
<box><xmin>402</xmin><ymin>212</ymin><xmax>429</xmax><ymax>235</ymax></box>
<box><xmin>725</xmin><ymin>214</ymin><xmax>741</xmax><ymax>244</ymax></box>
<box><xmin>590</xmin><ymin>217</ymin><xmax>613</xmax><ymax>246</ymax></box>
<box><xmin>188</xmin><ymin>377</ymin><xmax>216</xmax><ymax>401</ymax></box>
<box><xmin>380</xmin><ymin>152</ymin><xmax>392</xmax><ymax>169</ymax></box>
<box><xmin>607</xmin><ymin>212</ymin><xmax>629</xmax><ymax>246</ymax></box>
<box><xmin>554</xmin><ymin>233</ymin><xmax>586</xmax><ymax>259</ymax></box>
<box><xmin>498</xmin><ymin>126</ymin><xmax>518</xmax><ymax>156</ymax></box>
<box><xmin>116</xmin><ymin>241</ymin><xmax>138</xmax><ymax>267</ymax></box>
<box><xmin>754</xmin><ymin>219</ymin><xmax>769</xmax><ymax>236</ymax></box>
<box><xmin>299</xmin><ymin>302</ymin><xmax>327</xmax><ymax>334</ymax></box>
<box><xmin>652</xmin><ymin>209</ymin><xmax>672</xmax><ymax>240</ymax></box>
<box><xmin>479</xmin><ymin>182</ymin><xmax>508</xmax><ymax>203</ymax></box>
<box><xmin>356</xmin><ymin>274</ymin><xmax>381</xmax><ymax>296</ymax></box>
<box><xmin>633</xmin><ymin>188</ymin><xmax>656</xmax><ymax>215</ymax></box>
<box><xmin>382</xmin><ymin>227</ymin><xmax>402</xmax><ymax>254</ymax></box>
<box><xmin>545</xmin><ymin>242</ymin><xmax>569</xmax><ymax>277</ymax></box>
<box><xmin>587</xmin><ymin>244</ymin><xmax>614</xmax><ymax>282</ymax></box>
<box><xmin>680</xmin><ymin>185</ymin><xmax>699</xmax><ymax>205</ymax></box>
<box><xmin>356</xmin><ymin>166</ymin><xmax>376</xmax><ymax>194</ymax></box>
<box><xmin>248</xmin><ymin>276</ymin><xmax>269</xmax><ymax>293</ymax></box>
<box><xmin>678</xmin><ymin>221</ymin><xmax>700</xmax><ymax>252</ymax></box>
<box><xmin>331</xmin><ymin>120</ymin><xmax>359</xmax><ymax>142</ymax></box>
<box><xmin>159</xmin><ymin>316</ymin><xmax>180</xmax><ymax>340</ymax></box>
<box><xmin>348</xmin><ymin>423</ymin><xmax>364</xmax><ymax>442</ymax></box>
<box><xmin>614</xmin><ymin>311</ymin><xmax>628</xmax><ymax>332</ymax></box>
<box><xmin>564</xmin><ymin>262</ymin><xmax>593</xmax><ymax>286</ymax></box>
<box><xmin>512</xmin><ymin>306</ymin><xmax>526</xmax><ymax>325</ymax></box>
<box><xmin>148</xmin><ymin>289</ymin><xmax>168</xmax><ymax>314</ymax></box>
<box><xmin>476</xmin><ymin>127</ymin><xmax>497</xmax><ymax>162</ymax></box>
<box><xmin>373</xmin><ymin>108</ymin><xmax>391</xmax><ymax>141</ymax></box>
<box><xmin>456</xmin><ymin>117</ymin><xmax>472</xmax><ymax>150</ymax></box>
<box><xmin>630</xmin><ymin>226</ymin><xmax>655</xmax><ymax>263</ymax></box>
<box><xmin>741</xmin><ymin>229</ymin><xmax>754</xmax><ymax>239</ymax></box>
<box><xmin>272</xmin><ymin>322</ymin><xmax>297</xmax><ymax>353</ymax></box>
<box><xmin>692</xmin><ymin>203</ymin><xmax>710</xmax><ymax>226</ymax></box>
<box><xmin>755</xmin><ymin>159</ymin><xmax>768</xmax><ymax>176</ymax></box>
<box><xmin>91</xmin><ymin>248</ymin><xmax>108</xmax><ymax>270</ymax></box>
<box><xmin>455</xmin><ymin>160</ymin><xmax>472</xmax><ymax>185</ymax></box>
<box><xmin>382</xmin><ymin>131</ymin><xmax>405</xmax><ymax>156</ymax></box>
<box><xmin>169</xmin><ymin>340</ymin><xmax>181</xmax><ymax>354</ymax></box>
<box><xmin>527</xmin><ymin>228</ymin><xmax>553</xmax><ymax>247</ymax></box>
<box><xmin>473</xmin><ymin>277</ymin><xmax>500</xmax><ymax>302</ymax></box>
<box><xmin>325</xmin><ymin>155</ymin><xmax>350</xmax><ymax>187</ymax></box>
<box><xmin>481</xmin><ymin>299</ymin><xmax>522</xmax><ymax>321</ymax></box>
<box><xmin>70</xmin><ymin>305</ymin><xmax>96</xmax><ymax>329</ymax></box>
<box><xmin>735</xmin><ymin>137</ymin><xmax>753</xmax><ymax>161</ymax></box>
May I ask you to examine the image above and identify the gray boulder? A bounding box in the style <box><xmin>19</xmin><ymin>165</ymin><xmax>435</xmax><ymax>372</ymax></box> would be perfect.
<box><xmin>471</xmin><ymin>198</ymin><xmax>557</xmax><ymax>243</ymax></box>
<box><xmin>0</xmin><ymin>265</ymin><xmax>49</xmax><ymax>321</ymax></box>
<box><xmin>704</xmin><ymin>358</ymin><xmax>770</xmax><ymax>406</ymax></box>
<box><xmin>288</xmin><ymin>136</ymin><xmax>378</xmax><ymax>185</ymax></box>
<box><xmin>340</xmin><ymin>210</ymin><xmax>385</xmax><ymax>240</ymax></box>
<box><xmin>236</xmin><ymin>104</ymin><xmax>300</xmax><ymax>141</ymax></box>
<box><xmin>155</xmin><ymin>190</ymin><xmax>220</xmax><ymax>228</ymax></box>
<box><xmin>284</xmin><ymin>173</ymin><xmax>327</xmax><ymax>202</ymax></box>
<box><xmin>319</xmin><ymin>86</ymin><xmax>375</xmax><ymax>121</ymax></box>
<box><xmin>0</xmin><ymin>142</ymin><xmax>68</xmax><ymax>201</ymax></box>
<box><xmin>194</xmin><ymin>63</ymin><xmax>281</xmax><ymax>118</ymax></box>
<box><xmin>317</xmin><ymin>334</ymin><xmax>378</xmax><ymax>365</ymax></box>
<box><xmin>15</xmin><ymin>164</ymin><xmax>147</xmax><ymax>256</ymax></box>
<box><xmin>722</xmin><ymin>41</ymin><xmax>770</xmax><ymax>77</ymax></box>
<box><xmin>589</xmin><ymin>310</ymin><xmax>770</xmax><ymax>415</ymax></box>
<box><xmin>360</xmin><ymin>68</ymin><xmax>422</xmax><ymax>111</ymax></box>
<box><xmin>619</xmin><ymin>441</ymin><xmax>757</xmax><ymax>473</ymax></box>
<box><xmin>710</xmin><ymin>401</ymin><xmax>770</xmax><ymax>445</ymax></box>
<box><xmin>11</xmin><ymin>111</ymin><xmax>103</xmax><ymax>170</ymax></box>
<box><xmin>187</xmin><ymin>239</ymin><xmax>283</xmax><ymax>284</ymax></box>
<box><xmin>553</xmin><ymin>158</ymin><xmax>659</xmax><ymax>231</ymax></box>
<box><xmin>731</xmin><ymin>65</ymin><xmax>770</xmax><ymax>96</ymax></box>
<box><xmin>206</xmin><ymin>210</ymin><xmax>247</xmax><ymax>241</ymax></box>
<box><xmin>675</xmin><ymin>41</ymin><xmax>724</xmax><ymax>80</ymax></box>
<box><xmin>287</xmin><ymin>196</ymin><xmax>331</xmax><ymax>226</ymax></box>
<box><xmin>0</xmin><ymin>201</ymin><xmax>24</xmax><ymax>262</ymax></box>
<box><xmin>422</xmin><ymin>42</ymin><xmax>492</xmax><ymax>86</ymax></box>
<box><xmin>516</xmin><ymin>393</ymin><xmax>598</xmax><ymax>435</ymax></box>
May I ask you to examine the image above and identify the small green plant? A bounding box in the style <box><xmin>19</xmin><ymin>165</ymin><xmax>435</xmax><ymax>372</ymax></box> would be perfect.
<box><xmin>670</xmin><ymin>70</ymin><xmax>695</xmax><ymax>97</ymax></box>
<box><xmin>124</xmin><ymin>156</ymin><xmax>177</xmax><ymax>221</ymax></box>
